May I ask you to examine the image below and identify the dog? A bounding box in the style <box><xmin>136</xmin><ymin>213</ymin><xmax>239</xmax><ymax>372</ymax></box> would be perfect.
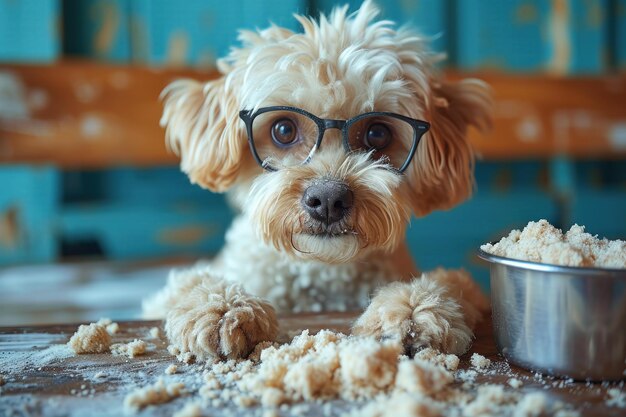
<box><xmin>143</xmin><ymin>1</ymin><xmax>491</xmax><ymax>362</ymax></box>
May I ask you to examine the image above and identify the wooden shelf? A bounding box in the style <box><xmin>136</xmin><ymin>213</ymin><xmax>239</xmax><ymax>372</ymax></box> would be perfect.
<box><xmin>0</xmin><ymin>60</ymin><xmax>218</xmax><ymax>168</ymax></box>
<box><xmin>0</xmin><ymin>60</ymin><xmax>625</xmax><ymax>168</ymax></box>
<box><xmin>454</xmin><ymin>71</ymin><xmax>626</xmax><ymax>160</ymax></box>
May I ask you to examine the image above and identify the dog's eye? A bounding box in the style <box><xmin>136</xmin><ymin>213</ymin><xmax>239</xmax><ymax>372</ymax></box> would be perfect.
<box><xmin>271</xmin><ymin>118</ymin><xmax>298</xmax><ymax>146</ymax></box>
<box><xmin>364</xmin><ymin>123</ymin><xmax>392</xmax><ymax>150</ymax></box>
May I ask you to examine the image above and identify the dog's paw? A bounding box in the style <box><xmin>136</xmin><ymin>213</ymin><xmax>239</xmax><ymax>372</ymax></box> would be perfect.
<box><xmin>353</xmin><ymin>269</ymin><xmax>487</xmax><ymax>356</ymax></box>
<box><xmin>165</xmin><ymin>280</ymin><xmax>279</xmax><ymax>361</ymax></box>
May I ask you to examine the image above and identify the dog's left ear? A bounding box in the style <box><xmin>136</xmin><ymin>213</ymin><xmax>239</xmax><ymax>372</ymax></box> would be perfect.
<box><xmin>405</xmin><ymin>79</ymin><xmax>492</xmax><ymax>216</ymax></box>
<box><xmin>160</xmin><ymin>77</ymin><xmax>246</xmax><ymax>192</ymax></box>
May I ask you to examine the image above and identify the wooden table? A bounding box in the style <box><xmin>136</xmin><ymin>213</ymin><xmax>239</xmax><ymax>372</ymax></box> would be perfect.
<box><xmin>0</xmin><ymin>313</ymin><xmax>623</xmax><ymax>416</ymax></box>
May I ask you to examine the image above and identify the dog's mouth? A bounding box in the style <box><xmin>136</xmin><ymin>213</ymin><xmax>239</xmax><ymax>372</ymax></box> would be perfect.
<box><xmin>306</xmin><ymin>229</ymin><xmax>357</xmax><ymax>238</ymax></box>
<box><xmin>299</xmin><ymin>220</ymin><xmax>357</xmax><ymax>238</ymax></box>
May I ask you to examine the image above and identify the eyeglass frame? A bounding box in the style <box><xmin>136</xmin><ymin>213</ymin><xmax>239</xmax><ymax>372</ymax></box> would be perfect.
<box><xmin>238</xmin><ymin>106</ymin><xmax>430</xmax><ymax>173</ymax></box>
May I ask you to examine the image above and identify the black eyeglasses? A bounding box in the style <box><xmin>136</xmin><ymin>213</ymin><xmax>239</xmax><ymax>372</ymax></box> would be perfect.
<box><xmin>239</xmin><ymin>106</ymin><xmax>430</xmax><ymax>173</ymax></box>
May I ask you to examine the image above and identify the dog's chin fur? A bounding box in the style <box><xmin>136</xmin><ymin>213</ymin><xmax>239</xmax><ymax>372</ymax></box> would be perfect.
<box><xmin>290</xmin><ymin>234</ymin><xmax>361</xmax><ymax>264</ymax></box>
<box><xmin>244</xmin><ymin>149</ymin><xmax>412</xmax><ymax>264</ymax></box>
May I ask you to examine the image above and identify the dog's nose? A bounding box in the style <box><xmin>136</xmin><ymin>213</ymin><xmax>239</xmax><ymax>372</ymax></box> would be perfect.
<box><xmin>302</xmin><ymin>181</ymin><xmax>353</xmax><ymax>225</ymax></box>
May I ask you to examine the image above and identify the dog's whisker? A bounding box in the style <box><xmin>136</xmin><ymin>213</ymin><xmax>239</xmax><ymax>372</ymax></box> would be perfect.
<box><xmin>290</xmin><ymin>232</ymin><xmax>312</xmax><ymax>255</ymax></box>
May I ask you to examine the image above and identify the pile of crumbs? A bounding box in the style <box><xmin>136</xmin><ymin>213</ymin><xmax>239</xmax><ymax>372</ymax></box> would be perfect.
<box><xmin>481</xmin><ymin>219</ymin><xmax>626</xmax><ymax>268</ymax></box>
<box><xmin>606</xmin><ymin>388</ymin><xmax>626</xmax><ymax>408</ymax></box>
<box><xmin>4</xmin><ymin>320</ymin><xmax>623</xmax><ymax>416</ymax></box>
<box><xmin>470</xmin><ymin>353</ymin><xmax>491</xmax><ymax>370</ymax></box>
<box><xmin>124</xmin><ymin>378</ymin><xmax>186</xmax><ymax>413</ymax></box>
<box><xmin>120</xmin><ymin>329</ymin><xmax>581</xmax><ymax>417</ymax></box>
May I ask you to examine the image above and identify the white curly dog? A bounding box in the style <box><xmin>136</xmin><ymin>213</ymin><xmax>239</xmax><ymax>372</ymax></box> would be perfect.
<box><xmin>144</xmin><ymin>1</ymin><xmax>491</xmax><ymax>362</ymax></box>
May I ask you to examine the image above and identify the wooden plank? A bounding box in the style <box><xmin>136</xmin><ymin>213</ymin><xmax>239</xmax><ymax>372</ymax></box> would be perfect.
<box><xmin>459</xmin><ymin>72</ymin><xmax>626</xmax><ymax>159</ymax></box>
<box><xmin>0</xmin><ymin>314</ymin><xmax>621</xmax><ymax>416</ymax></box>
<box><xmin>0</xmin><ymin>60</ymin><xmax>625</xmax><ymax>167</ymax></box>
<box><xmin>0</xmin><ymin>60</ymin><xmax>218</xmax><ymax>168</ymax></box>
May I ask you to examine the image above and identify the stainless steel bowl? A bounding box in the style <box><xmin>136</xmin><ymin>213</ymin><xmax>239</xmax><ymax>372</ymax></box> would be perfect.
<box><xmin>478</xmin><ymin>249</ymin><xmax>626</xmax><ymax>381</ymax></box>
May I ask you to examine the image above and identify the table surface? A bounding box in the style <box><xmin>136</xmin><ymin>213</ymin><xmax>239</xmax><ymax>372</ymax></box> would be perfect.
<box><xmin>0</xmin><ymin>313</ymin><xmax>623</xmax><ymax>417</ymax></box>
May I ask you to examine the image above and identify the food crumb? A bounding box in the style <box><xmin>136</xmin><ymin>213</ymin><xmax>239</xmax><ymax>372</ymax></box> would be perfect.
<box><xmin>106</xmin><ymin>322</ymin><xmax>119</xmax><ymax>335</ymax></box>
<box><xmin>554</xmin><ymin>410</ymin><xmax>581</xmax><ymax>417</ymax></box>
<box><xmin>167</xmin><ymin>345</ymin><xmax>194</xmax><ymax>363</ymax></box>
<box><xmin>94</xmin><ymin>372</ymin><xmax>107</xmax><ymax>379</ymax></box>
<box><xmin>514</xmin><ymin>392</ymin><xmax>548</xmax><ymax>416</ymax></box>
<box><xmin>172</xmin><ymin>402</ymin><xmax>202</xmax><ymax>417</ymax></box>
<box><xmin>344</xmin><ymin>391</ymin><xmax>442</xmax><ymax>417</ymax></box>
<box><xmin>111</xmin><ymin>339</ymin><xmax>147</xmax><ymax>358</ymax></box>
<box><xmin>456</xmin><ymin>369</ymin><xmax>478</xmax><ymax>383</ymax></box>
<box><xmin>395</xmin><ymin>359</ymin><xmax>452</xmax><ymax>395</ymax></box>
<box><xmin>263</xmin><ymin>409</ymin><xmax>280</xmax><ymax>417</ymax></box>
<box><xmin>414</xmin><ymin>347</ymin><xmax>460</xmax><ymax>371</ymax></box>
<box><xmin>233</xmin><ymin>395</ymin><xmax>256</xmax><ymax>407</ymax></box>
<box><xmin>167</xmin><ymin>344</ymin><xmax>180</xmax><ymax>356</ymax></box>
<box><xmin>606</xmin><ymin>388</ymin><xmax>625</xmax><ymax>408</ymax></box>
<box><xmin>123</xmin><ymin>378</ymin><xmax>185</xmax><ymax>413</ymax></box>
<box><xmin>165</xmin><ymin>364</ymin><xmax>178</xmax><ymax>375</ymax></box>
<box><xmin>68</xmin><ymin>323</ymin><xmax>111</xmax><ymax>354</ymax></box>
<box><xmin>149</xmin><ymin>327</ymin><xmax>161</xmax><ymax>339</ymax></box>
<box><xmin>96</xmin><ymin>318</ymin><xmax>119</xmax><ymax>335</ymax></box>
<box><xmin>470</xmin><ymin>353</ymin><xmax>491</xmax><ymax>370</ymax></box>
<box><xmin>508</xmin><ymin>378</ymin><xmax>523</xmax><ymax>389</ymax></box>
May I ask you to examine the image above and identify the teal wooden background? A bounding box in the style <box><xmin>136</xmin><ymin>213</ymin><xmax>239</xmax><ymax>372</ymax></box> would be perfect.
<box><xmin>1</xmin><ymin>1</ymin><xmax>625</xmax><ymax>292</ymax></box>
<box><xmin>4</xmin><ymin>0</ymin><xmax>624</xmax><ymax>73</ymax></box>
<box><xmin>0</xmin><ymin>0</ymin><xmax>60</xmax><ymax>62</ymax></box>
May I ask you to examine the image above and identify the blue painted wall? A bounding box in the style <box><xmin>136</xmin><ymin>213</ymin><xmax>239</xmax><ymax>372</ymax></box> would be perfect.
<box><xmin>0</xmin><ymin>0</ymin><xmax>60</xmax><ymax>62</ymax></box>
<box><xmin>130</xmin><ymin>0</ymin><xmax>306</xmax><ymax>67</ymax></box>
<box><xmin>616</xmin><ymin>0</ymin><xmax>626</xmax><ymax>70</ymax></box>
<box><xmin>456</xmin><ymin>0</ymin><xmax>608</xmax><ymax>74</ymax></box>
<box><xmin>63</xmin><ymin>0</ymin><xmax>132</xmax><ymax>61</ymax></box>
<box><xmin>315</xmin><ymin>0</ymin><xmax>450</xmax><ymax>55</ymax></box>
<box><xmin>0</xmin><ymin>166</ymin><xmax>59</xmax><ymax>264</ymax></box>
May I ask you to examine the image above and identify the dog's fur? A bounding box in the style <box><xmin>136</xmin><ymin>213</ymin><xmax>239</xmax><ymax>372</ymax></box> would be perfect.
<box><xmin>144</xmin><ymin>1</ymin><xmax>491</xmax><ymax>361</ymax></box>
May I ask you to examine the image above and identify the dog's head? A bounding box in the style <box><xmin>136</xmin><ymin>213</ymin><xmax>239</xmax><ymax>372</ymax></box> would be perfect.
<box><xmin>161</xmin><ymin>1</ymin><xmax>491</xmax><ymax>264</ymax></box>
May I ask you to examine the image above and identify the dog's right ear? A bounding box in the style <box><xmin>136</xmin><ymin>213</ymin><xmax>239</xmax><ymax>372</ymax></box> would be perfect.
<box><xmin>160</xmin><ymin>77</ymin><xmax>246</xmax><ymax>192</ymax></box>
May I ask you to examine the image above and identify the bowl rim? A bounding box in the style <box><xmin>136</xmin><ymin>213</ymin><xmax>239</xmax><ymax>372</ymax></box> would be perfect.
<box><xmin>477</xmin><ymin>247</ymin><xmax>626</xmax><ymax>276</ymax></box>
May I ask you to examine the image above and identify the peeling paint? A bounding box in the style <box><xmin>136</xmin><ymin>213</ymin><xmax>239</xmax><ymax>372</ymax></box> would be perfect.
<box><xmin>92</xmin><ymin>1</ymin><xmax>119</xmax><ymax>57</ymax></box>
<box><xmin>109</xmin><ymin>71</ymin><xmax>130</xmax><ymax>90</ymax></box>
<box><xmin>28</xmin><ymin>89</ymin><xmax>49</xmax><ymax>111</ymax></box>
<box><xmin>156</xmin><ymin>225</ymin><xmax>214</xmax><ymax>246</ymax></box>
<box><xmin>80</xmin><ymin>114</ymin><xmax>105</xmax><ymax>138</ymax></box>
<box><xmin>495</xmin><ymin>100</ymin><xmax>537</xmax><ymax>119</ymax></box>
<box><xmin>0</xmin><ymin>71</ymin><xmax>30</xmax><ymax>120</ymax></box>
<box><xmin>572</xmin><ymin>110</ymin><xmax>592</xmax><ymax>129</ymax></box>
<box><xmin>73</xmin><ymin>82</ymin><xmax>100</xmax><ymax>103</ymax></box>
<box><xmin>553</xmin><ymin>111</ymin><xmax>570</xmax><ymax>151</ymax></box>
<box><xmin>516</xmin><ymin>115</ymin><xmax>542</xmax><ymax>142</ymax></box>
<box><xmin>547</xmin><ymin>0</ymin><xmax>571</xmax><ymax>75</ymax></box>
<box><xmin>0</xmin><ymin>206</ymin><xmax>19</xmax><ymax>249</ymax></box>
<box><xmin>0</xmin><ymin>119</ymin><xmax>54</xmax><ymax>137</ymax></box>
<box><xmin>165</xmin><ymin>31</ymin><xmax>189</xmax><ymax>67</ymax></box>
<box><xmin>608</xmin><ymin>123</ymin><xmax>626</xmax><ymax>150</ymax></box>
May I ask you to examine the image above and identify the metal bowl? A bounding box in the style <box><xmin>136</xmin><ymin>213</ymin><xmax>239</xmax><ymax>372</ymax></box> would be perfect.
<box><xmin>478</xmin><ymin>249</ymin><xmax>626</xmax><ymax>381</ymax></box>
